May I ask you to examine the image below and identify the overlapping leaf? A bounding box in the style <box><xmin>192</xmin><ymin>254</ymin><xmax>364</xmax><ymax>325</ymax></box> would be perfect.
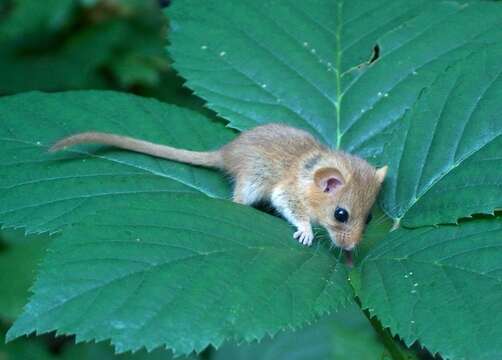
<box><xmin>353</xmin><ymin>218</ymin><xmax>502</xmax><ymax>360</ymax></box>
<box><xmin>0</xmin><ymin>91</ymin><xmax>233</xmax><ymax>233</ymax></box>
<box><xmin>168</xmin><ymin>0</ymin><xmax>502</xmax><ymax>158</ymax></box>
<box><xmin>7</xmin><ymin>193</ymin><xmax>351</xmax><ymax>355</ymax></box>
<box><xmin>380</xmin><ymin>45</ymin><xmax>502</xmax><ymax>226</ymax></box>
<box><xmin>214</xmin><ymin>302</ymin><xmax>390</xmax><ymax>360</ymax></box>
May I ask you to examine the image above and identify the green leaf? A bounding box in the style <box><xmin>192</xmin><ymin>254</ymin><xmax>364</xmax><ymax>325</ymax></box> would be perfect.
<box><xmin>213</xmin><ymin>302</ymin><xmax>390</xmax><ymax>360</ymax></box>
<box><xmin>353</xmin><ymin>218</ymin><xmax>502</xmax><ymax>360</ymax></box>
<box><xmin>0</xmin><ymin>231</ymin><xmax>51</xmax><ymax>320</ymax></box>
<box><xmin>0</xmin><ymin>91</ymin><xmax>234</xmax><ymax>233</ymax></box>
<box><xmin>380</xmin><ymin>45</ymin><xmax>502</xmax><ymax>226</ymax></box>
<box><xmin>7</xmin><ymin>193</ymin><xmax>352</xmax><ymax>356</ymax></box>
<box><xmin>168</xmin><ymin>0</ymin><xmax>502</xmax><ymax>157</ymax></box>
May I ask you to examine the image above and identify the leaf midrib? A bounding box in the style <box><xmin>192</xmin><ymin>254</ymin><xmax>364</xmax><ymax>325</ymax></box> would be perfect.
<box><xmin>234</xmin><ymin>2</ymin><xmax>336</xmax><ymax>144</ymax></box>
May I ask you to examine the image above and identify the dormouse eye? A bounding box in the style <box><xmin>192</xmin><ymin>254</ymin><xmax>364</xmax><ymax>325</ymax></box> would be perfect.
<box><xmin>334</xmin><ymin>207</ymin><xmax>349</xmax><ymax>223</ymax></box>
<box><xmin>366</xmin><ymin>212</ymin><xmax>373</xmax><ymax>225</ymax></box>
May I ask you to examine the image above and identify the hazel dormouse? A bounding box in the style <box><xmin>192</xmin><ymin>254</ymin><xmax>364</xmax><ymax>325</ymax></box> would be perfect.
<box><xmin>50</xmin><ymin>124</ymin><xmax>387</xmax><ymax>251</ymax></box>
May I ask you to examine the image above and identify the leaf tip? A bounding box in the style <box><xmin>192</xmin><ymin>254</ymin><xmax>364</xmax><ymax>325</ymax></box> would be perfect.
<box><xmin>5</xmin><ymin>324</ymin><xmax>23</xmax><ymax>343</ymax></box>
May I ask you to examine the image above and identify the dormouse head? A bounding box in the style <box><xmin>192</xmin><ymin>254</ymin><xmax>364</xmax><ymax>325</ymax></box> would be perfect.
<box><xmin>306</xmin><ymin>153</ymin><xmax>387</xmax><ymax>251</ymax></box>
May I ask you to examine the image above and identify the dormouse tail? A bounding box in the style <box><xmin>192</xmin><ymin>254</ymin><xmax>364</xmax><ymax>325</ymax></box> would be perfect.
<box><xmin>49</xmin><ymin>132</ymin><xmax>224</xmax><ymax>168</ymax></box>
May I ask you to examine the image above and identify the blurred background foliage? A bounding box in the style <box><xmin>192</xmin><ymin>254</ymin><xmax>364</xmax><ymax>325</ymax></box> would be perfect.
<box><xmin>0</xmin><ymin>0</ymin><xmax>168</xmax><ymax>93</ymax></box>
<box><xmin>0</xmin><ymin>0</ymin><xmax>210</xmax><ymax>113</ymax></box>
<box><xmin>0</xmin><ymin>1</ymin><xmax>393</xmax><ymax>359</ymax></box>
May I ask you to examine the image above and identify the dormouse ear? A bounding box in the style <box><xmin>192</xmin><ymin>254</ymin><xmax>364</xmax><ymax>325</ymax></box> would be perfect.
<box><xmin>376</xmin><ymin>165</ymin><xmax>388</xmax><ymax>183</ymax></box>
<box><xmin>314</xmin><ymin>167</ymin><xmax>345</xmax><ymax>193</ymax></box>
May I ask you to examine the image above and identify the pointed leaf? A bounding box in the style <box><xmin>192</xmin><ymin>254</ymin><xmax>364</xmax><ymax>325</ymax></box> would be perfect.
<box><xmin>380</xmin><ymin>45</ymin><xmax>502</xmax><ymax>226</ymax></box>
<box><xmin>0</xmin><ymin>91</ymin><xmax>233</xmax><ymax>233</ymax></box>
<box><xmin>7</xmin><ymin>193</ymin><xmax>352</xmax><ymax>356</ymax></box>
<box><xmin>168</xmin><ymin>0</ymin><xmax>502</xmax><ymax>156</ymax></box>
<box><xmin>353</xmin><ymin>218</ymin><xmax>502</xmax><ymax>360</ymax></box>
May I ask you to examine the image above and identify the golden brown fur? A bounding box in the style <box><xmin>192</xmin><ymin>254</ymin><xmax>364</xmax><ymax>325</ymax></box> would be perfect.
<box><xmin>50</xmin><ymin>123</ymin><xmax>387</xmax><ymax>250</ymax></box>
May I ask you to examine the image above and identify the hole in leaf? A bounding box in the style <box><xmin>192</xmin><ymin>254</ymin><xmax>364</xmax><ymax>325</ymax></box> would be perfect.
<box><xmin>369</xmin><ymin>44</ymin><xmax>380</xmax><ymax>64</ymax></box>
<box><xmin>158</xmin><ymin>0</ymin><xmax>171</xmax><ymax>7</ymax></box>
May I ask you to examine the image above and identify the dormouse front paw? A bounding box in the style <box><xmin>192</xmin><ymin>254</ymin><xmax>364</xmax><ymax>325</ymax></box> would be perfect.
<box><xmin>293</xmin><ymin>225</ymin><xmax>314</xmax><ymax>246</ymax></box>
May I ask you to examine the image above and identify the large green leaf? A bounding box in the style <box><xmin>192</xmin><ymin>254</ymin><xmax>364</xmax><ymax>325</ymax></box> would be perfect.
<box><xmin>0</xmin><ymin>91</ymin><xmax>233</xmax><ymax>233</ymax></box>
<box><xmin>213</xmin><ymin>302</ymin><xmax>390</xmax><ymax>360</ymax></box>
<box><xmin>353</xmin><ymin>218</ymin><xmax>502</xmax><ymax>360</ymax></box>
<box><xmin>7</xmin><ymin>193</ymin><xmax>352</xmax><ymax>356</ymax></box>
<box><xmin>168</xmin><ymin>0</ymin><xmax>502</xmax><ymax>157</ymax></box>
<box><xmin>379</xmin><ymin>45</ymin><xmax>502</xmax><ymax>227</ymax></box>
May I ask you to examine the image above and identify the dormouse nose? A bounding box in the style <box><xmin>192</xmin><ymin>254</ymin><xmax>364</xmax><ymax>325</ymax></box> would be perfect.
<box><xmin>331</xmin><ymin>232</ymin><xmax>356</xmax><ymax>251</ymax></box>
<box><xmin>340</xmin><ymin>228</ymin><xmax>364</xmax><ymax>251</ymax></box>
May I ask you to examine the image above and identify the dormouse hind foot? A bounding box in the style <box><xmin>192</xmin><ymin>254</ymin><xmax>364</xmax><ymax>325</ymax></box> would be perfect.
<box><xmin>293</xmin><ymin>224</ymin><xmax>314</xmax><ymax>246</ymax></box>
